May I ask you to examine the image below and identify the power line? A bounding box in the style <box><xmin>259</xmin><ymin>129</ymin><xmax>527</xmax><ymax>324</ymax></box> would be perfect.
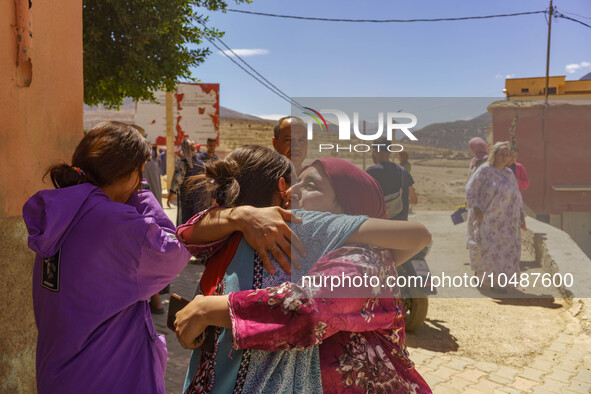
<box><xmin>556</xmin><ymin>13</ymin><xmax>591</xmax><ymax>29</ymax></box>
<box><xmin>199</xmin><ymin>21</ymin><xmax>305</xmax><ymax>111</ymax></box>
<box><xmin>214</xmin><ymin>38</ymin><xmax>294</xmax><ymax>105</ymax></box>
<box><xmin>200</xmin><ymin>34</ymin><xmax>304</xmax><ymax>111</ymax></box>
<box><xmin>212</xmin><ymin>35</ymin><xmax>305</xmax><ymax>111</ymax></box>
<box><xmin>202</xmin><ymin>35</ymin><xmax>292</xmax><ymax>107</ymax></box>
<box><xmin>557</xmin><ymin>9</ymin><xmax>591</xmax><ymax>20</ymax></box>
<box><xmin>225</xmin><ymin>8</ymin><xmax>547</xmax><ymax>23</ymax></box>
<box><xmin>201</xmin><ymin>8</ymin><xmax>590</xmax><ymax>112</ymax></box>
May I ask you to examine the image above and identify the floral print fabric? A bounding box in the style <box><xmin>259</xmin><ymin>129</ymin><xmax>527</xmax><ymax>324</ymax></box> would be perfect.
<box><xmin>229</xmin><ymin>245</ymin><xmax>431</xmax><ymax>393</ymax></box>
<box><xmin>465</xmin><ymin>164</ymin><xmax>523</xmax><ymax>278</ymax></box>
<box><xmin>179</xmin><ymin>210</ymin><xmax>367</xmax><ymax>393</ymax></box>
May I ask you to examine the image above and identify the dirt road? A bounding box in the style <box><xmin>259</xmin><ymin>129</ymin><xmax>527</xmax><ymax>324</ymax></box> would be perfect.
<box><xmin>407</xmin><ymin>210</ymin><xmax>573</xmax><ymax>368</ymax></box>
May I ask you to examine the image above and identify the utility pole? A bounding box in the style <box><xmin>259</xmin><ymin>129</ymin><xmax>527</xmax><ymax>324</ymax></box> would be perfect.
<box><xmin>544</xmin><ymin>0</ymin><xmax>554</xmax><ymax>104</ymax></box>
<box><xmin>542</xmin><ymin>0</ymin><xmax>553</xmax><ymax>215</ymax></box>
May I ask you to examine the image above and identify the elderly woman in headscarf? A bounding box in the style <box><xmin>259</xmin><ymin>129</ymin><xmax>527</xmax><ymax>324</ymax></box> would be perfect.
<box><xmin>167</xmin><ymin>139</ymin><xmax>209</xmax><ymax>225</ymax></box>
<box><xmin>174</xmin><ymin>150</ymin><xmax>431</xmax><ymax>393</ymax></box>
<box><xmin>467</xmin><ymin>137</ymin><xmax>488</xmax><ymax>181</ymax></box>
<box><xmin>465</xmin><ymin>141</ymin><xmax>525</xmax><ymax>292</ymax></box>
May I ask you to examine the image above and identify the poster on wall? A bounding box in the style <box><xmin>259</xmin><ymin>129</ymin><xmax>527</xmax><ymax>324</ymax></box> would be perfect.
<box><xmin>135</xmin><ymin>83</ymin><xmax>220</xmax><ymax>146</ymax></box>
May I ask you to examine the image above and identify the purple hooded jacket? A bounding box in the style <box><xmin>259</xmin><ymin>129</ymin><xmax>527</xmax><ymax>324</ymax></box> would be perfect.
<box><xmin>23</xmin><ymin>183</ymin><xmax>191</xmax><ymax>394</ymax></box>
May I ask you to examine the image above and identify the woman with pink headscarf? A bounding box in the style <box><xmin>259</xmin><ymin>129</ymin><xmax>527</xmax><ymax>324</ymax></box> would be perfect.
<box><xmin>467</xmin><ymin>137</ymin><xmax>489</xmax><ymax>181</ymax></box>
<box><xmin>174</xmin><ymin>148</ymin><xmax>431</xmax><ymax>393</ymax></box>
<box><xmin>237</xmin><ymin>158</ymin><xmax>431</xmax><ymax>392</ymax></box>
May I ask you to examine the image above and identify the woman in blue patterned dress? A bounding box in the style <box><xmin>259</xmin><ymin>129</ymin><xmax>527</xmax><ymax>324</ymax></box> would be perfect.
<box><xmin>174</xmin><ymin>146</ymin><xmax>431</xmax><ymax>393</ymax></box>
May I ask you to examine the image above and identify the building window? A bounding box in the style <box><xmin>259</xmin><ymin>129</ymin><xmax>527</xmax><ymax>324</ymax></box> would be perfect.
<box><xmin>521</xmin><ymin>88</ymin><xmax>529</xmax><ymax>93</ymax></box>
<box><xmin>544</xmin><ymin>87</ymin><xmax>557</xmax><ymax>95</ymax></box>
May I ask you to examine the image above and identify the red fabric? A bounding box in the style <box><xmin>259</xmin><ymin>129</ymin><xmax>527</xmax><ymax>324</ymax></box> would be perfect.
<box><xmin>306</xmin><ymin>158</ymin><xmax>388</xmax><ymax>219</ymax></box>
<box><xmin>514</xmin><ymin>162</ymin><xmax>530</xmax><ymax>191</ymax></box>
<box><xmin>176</xmin><ymin>207</ymin><xmax>228</xmax><ymax>256</ymax></box>
<box><xmin>199</xmin><ymin>232</ymin><xmax>243</xmax><ymax>295</ymax></box>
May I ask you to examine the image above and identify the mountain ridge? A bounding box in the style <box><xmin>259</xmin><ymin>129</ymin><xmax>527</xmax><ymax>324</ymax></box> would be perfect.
<box><xmin>83</xmin><ymin>101</ymin><xmax>491</xmax><ymax>152</ymax></box>
<box><xmin>83</xmin><ymin>101</ymin><xmax>275</xmax><ymax>130</ymax></box>
<box><xmin>406</xmin><ymin>112</ymin><xmax>492</xmax><ymax>151</ymax></box>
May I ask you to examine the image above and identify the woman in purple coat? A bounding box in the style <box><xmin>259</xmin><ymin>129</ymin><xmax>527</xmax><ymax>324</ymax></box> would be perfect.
<box><xmin>23</xmin><ymin>121</ymin><xmax>192</xmax><ymax>394</ymax></box>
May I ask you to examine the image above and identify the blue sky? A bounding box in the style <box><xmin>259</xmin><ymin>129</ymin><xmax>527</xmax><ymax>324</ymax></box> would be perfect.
<box><xmin>189</xmin><ymin>0</ymin><xmax>591</xmax><ymax>120</ymax></box>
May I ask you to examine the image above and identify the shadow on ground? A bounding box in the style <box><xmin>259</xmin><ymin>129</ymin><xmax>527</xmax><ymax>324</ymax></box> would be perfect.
<box><xmin>520</xmin><ymin>259</ymin><xmax>540</xmax><ymax>271</ymax></box>
<box><xmin>491</xmin><ymin>295</ymin><xmax>563</xmax><ymax>308</ymax></box>
<box><xmin>405</xmin><ymin>318</ymin><xmax>459</xmax><ymax>353</ymax></box>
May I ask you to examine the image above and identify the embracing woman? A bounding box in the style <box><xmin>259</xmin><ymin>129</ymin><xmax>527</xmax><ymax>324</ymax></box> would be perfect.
<box><xmin>23</xmin><ymin>121</ymin><xmax>191</xmax><ymax>393</ymax></box>
<box><xmin>173</xmin><ymin>146</ymin><xmax>431</xmax><ymax>393</ymax></box>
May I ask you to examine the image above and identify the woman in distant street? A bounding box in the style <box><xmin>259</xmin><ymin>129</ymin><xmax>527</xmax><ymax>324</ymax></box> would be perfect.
<box><xmin>465</xmin><ymin>141</ymin><xmax>525</xmax><ymax>292</ymax></box>
<box><xmin>506</xmin><ymin>146</ymin><xmax>530</xmax><ymax>194</ymax></box>
<box><xmin>168</xmin><ymin>139</ymin><xmax>209</xmax><ymax>226</ymax></box>
<box><xmin>467</xmin><ymin>137</ymin><xmax>488</xmax><ymax>181</ymax></box>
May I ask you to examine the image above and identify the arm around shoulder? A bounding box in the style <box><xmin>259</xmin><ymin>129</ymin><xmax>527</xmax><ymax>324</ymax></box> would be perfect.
<box><xmin>176</xmin><ymin>205</ymin><xmax>304</xmax><ymax>274</ymax></box>
<box><xmin>177</xmin><ymin>206</ymin><xmax>243</xmax><ymax>245</ymax></box>
<box><xmin>345</xmin><ymin>219</ymin><xmax>431</xmax><ymax>266</ymax></box>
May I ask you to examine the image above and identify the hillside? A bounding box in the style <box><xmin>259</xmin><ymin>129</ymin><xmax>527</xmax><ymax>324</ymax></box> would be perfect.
<box><xmin>408</xmin><ymin>112</ymin><xmax>492</xmax><ymax>151</ymax></box>
<box><xmin>219</xmin><ymin>107</ymin><xmax>273</xmax><ymax>123</ymax></box>
<box><xmin>82</xmin><ymin>102</ymin><xmax>467</xmax><ymax>161</ymax></box>
<box><xmin>83</xmin><ymin>99</ymin><xmax>273</xmax><ymax>130</ymax></box>
<box><xmin>83</xmin><ymin>98</ymin><xmax>135</xmax><ymax>130</ymax></box>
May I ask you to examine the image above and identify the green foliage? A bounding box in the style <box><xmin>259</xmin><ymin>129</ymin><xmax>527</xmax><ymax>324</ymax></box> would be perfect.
<box><xmin>83</xmin><ymin>0</ymin><xmax>247</xmax><ymax>108</ymax></box>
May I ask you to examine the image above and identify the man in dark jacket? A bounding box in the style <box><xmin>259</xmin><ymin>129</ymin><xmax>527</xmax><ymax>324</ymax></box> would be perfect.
<box><xmin>366</xmin><ymin>137</ymin><xmax>417</xmax><ymax>221</ymax></box>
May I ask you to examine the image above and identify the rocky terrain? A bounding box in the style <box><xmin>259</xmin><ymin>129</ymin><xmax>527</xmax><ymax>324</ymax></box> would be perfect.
<box><xmin>407</xmin><ymin>112</ymin><xmax>492</xmax><ymax>151</ymax></box>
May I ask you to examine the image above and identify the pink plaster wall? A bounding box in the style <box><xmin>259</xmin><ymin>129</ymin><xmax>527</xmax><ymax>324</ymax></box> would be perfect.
<box><xmin>0</xmin><ymin>0</ymin><xmax>83</xmax><ymax>217</ymax></box>
<box><xmin>489</xmin><ymin>101</ymin><xmax>591</xmax><ymax>215</ymax></box>
<box><xmin>1</xmin><ymin>1</ymin><xmax>82</xmax><ymax>390</ymax></box>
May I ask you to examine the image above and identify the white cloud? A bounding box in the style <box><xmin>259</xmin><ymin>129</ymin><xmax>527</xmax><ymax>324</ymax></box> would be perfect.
<box><xmin>218</xmin><ymin>49</ymin><xmax>269</xmax><ymax>57</ymax></box>
<box><xmin>565</xmin><ymin>61</ymin><xmax>591</xmax><ymax>74</ymax></box>
<box><xmin>257</xmin><ymin>114</ymin><xmax>286</xmax><ymax>121</ymax></box>
<box><xmin>566</xmin><ymin>64</ymin><xmax>581</xmax><ymax>73</ymax></box>
<box><xmin>505</xmin><ymin>74</ymin><xmax>516</xmax><ymax>79</ymax></box>
<box><xmin>496</xmin><ymin>74</ymin><xmax>515</xmax><ymax>79</ymax></box>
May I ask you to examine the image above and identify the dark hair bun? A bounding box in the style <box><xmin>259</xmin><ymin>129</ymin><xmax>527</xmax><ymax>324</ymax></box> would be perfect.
<box><xmin>45</xmin><ymin>163</ymin><xmax>89</xmax><ymax>189</ymax></box>
<box><xmin>204</xmin><ymin>158</ymin><xmax>241</xmax><ymax>207</ymax></box>
<box><xmin>187</xmin><ymin>145</ymin><xmax>293</xmax><ymax>208</ymax></box>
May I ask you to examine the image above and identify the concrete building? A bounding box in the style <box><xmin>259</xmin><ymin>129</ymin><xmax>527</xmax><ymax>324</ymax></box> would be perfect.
<box><xmin>1</xmin><ymin>1</ymin><xmax>83</xmax><ymax>391</ymax></box>
<box><xmin>504</xmin><ymin>75</ymin><xmax>591</xmax><ymax>98</ymax></box>
<box><xmin>489</xmin><ymin>79</ymin><xmax>591</xmax><ymax>258</ymax></box>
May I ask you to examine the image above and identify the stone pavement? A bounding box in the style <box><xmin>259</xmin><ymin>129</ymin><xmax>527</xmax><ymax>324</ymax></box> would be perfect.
<box><xmin>153</xmin><ymin>260</ymin><xmax>591</xmax><ymax>393</ymax></box>
<box><xmin>409</xmin><ymin>310</ymin><xmax>591</xmax><ymax>393</ymax></box>
<box><xmin>154</xmin><ymin>206</ymin><xmax>591</xmax><ymax>393</ymax></box>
